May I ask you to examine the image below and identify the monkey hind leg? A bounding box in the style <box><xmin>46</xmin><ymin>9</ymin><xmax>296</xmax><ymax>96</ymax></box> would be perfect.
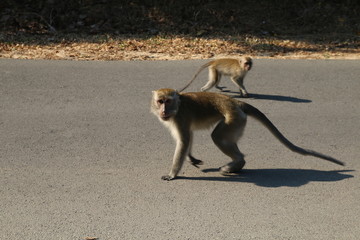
<box><xmin>201</xmin><ymin>68</ymin><xmax>218</xmax><ymax>92</ymax></box>
<box><xmin>214</xmin><ymin>73</ymin><xmax>225</xmax><ymax>91</ymax></box>
<box><xmin>218</xmin><ymin>143</ymin><xmax>246</xmax><ymax>175</ymax></box>
<box><xmin>220</xmin><ymin>160</ymin><xmax>246</xmax><ymax>175</ymax></box>
<box><xmin>211</xmin><ymin>120</ymin><xmax>246</xmax><ymax>174</ymax></box>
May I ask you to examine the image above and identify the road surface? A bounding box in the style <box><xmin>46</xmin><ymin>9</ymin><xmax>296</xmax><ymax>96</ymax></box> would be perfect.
<box><xmin>0</xmin><ymin>59</ymin><xmax>359</xmax><ymax>239</ymax></box>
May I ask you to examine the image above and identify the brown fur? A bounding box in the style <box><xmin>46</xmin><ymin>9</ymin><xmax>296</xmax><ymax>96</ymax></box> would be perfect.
<box><xmin>179</xmin><ymin>57</ymin><xmax>252</xmax><ymax>97</ymax></box>
<box><xmin>151</xmin><ymin>88</ymin><xmax>344</xmax><ymax>181</ymax></box>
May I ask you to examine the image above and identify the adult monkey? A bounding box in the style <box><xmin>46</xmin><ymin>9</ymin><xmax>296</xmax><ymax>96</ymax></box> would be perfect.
<box><xmin>151</xmin><ymin>88</ymin><xmax>344</xmax><ymax>181</ymax></box>
<box><xmin>179</xmin><ymin>57</ymin><xmax>253</xmax><ymax>97</ymax></box>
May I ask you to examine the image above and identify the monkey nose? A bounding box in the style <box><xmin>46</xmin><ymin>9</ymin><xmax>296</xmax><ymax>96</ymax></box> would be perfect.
<box><xmin>161</xmin><ymin>112</ymin><xmax>171</xmax><ymax>120</ymax></box>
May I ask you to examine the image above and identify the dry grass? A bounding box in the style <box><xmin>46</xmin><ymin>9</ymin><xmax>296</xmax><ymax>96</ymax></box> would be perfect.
<box><xmin>1</xmin><ymin>33</ymin><xmax>359</xmax><ymax>60</ymax></box>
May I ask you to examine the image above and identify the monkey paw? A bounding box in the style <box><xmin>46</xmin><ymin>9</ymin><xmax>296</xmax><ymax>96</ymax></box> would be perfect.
<box><xmin>188</xmin><ymin>155</ymin><xmax>204</xmax><ymax>168</ymax></box>
<box><xmin>220</xmin><ymin>160</ymin><xmax>246</xmax><ymax>175</ymax></box>
<box><xmin>190</xmin><ymin>160</ymin><xmax>203</xmax><ymax>168</ymax></box>
<box><xmin>161</xmin><ymin>175</ymin><xmax>175</xmax><ymax>181</ymax></box>
<box><xmin>215</xmin><ymin>86</ymin><xmax>226</xmax><ymax>91</ymax></box>
<box><xmin>239</xmin><ymin>92</ymin><xmax>249</xmax><ymax>98</ymax></box>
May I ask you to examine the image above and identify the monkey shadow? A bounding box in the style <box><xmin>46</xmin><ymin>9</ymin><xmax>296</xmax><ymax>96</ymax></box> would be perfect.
<box><xmin>247</xmin><ymin>93</ymin><xmax>312</xmax><ymax>103</ymax></box>
<box><xmin>178</xmin><ymin>168</ymin><xmax>354</xmax><ymax>187</ymax></box>
<box><xmin>221</xmin><ymin>90</ymin><xmax>312</xmax><ymax>103</ymax></box>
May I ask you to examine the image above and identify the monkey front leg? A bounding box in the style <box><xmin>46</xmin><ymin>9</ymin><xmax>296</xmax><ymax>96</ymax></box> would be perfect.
<box><xmin>189</xmin><ymin>154</ymin><xmax>203</xmax><ymax>168</ymax></box>
<box><xmin>188</xmin><ymin>132</ymin><xmax>203</xmax><ymax>168</ymax></box>
<box><xmin>214</xmin><ymin>73</ymin><xmax>226</xmax><ymax>91</ymax></box>
<box><xmin>233</xmin><ymin>77</ymin><xmax>249</xmax><ymax>97</ymax></box>
<box><xmin>162</xmin><ymin>140</ymin><xmax>190</xmax><ymax>181</ymax></box>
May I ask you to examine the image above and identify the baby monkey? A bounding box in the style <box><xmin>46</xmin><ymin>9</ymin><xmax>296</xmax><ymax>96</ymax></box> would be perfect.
<box><xmin>179</xmin><ymin>57</ymin><xmax>252</xmax><ymax>97</ymax></box>
<box><xmin>151</xmin><ymin>88</ymin><xmax>344</xmax><ymax>181</ymax></box>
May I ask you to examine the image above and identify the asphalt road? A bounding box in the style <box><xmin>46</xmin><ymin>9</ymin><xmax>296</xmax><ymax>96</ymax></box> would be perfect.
<box><xmin>0</xmin><ymin>59</ymin><xmax>359</xmax><ymax>240</ymax></box>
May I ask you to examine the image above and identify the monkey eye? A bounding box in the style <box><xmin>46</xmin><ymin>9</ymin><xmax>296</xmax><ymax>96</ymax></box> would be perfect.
<box><xmin>158</xmin><ymin>99</ymin><xmax>172</xmax><ymax>104</ymax></box>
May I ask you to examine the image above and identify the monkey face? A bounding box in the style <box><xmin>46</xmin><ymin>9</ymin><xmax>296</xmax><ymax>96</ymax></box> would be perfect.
<box><xmin>157</xmin><ymin>98</ymin><xmax>176</xmax><ymax>121</ymax></box>
<box><xmin>151</xmin><ymin>89</ymin><xmax>180</xmax><ymax>121</ymax></box>
<box><xmin>244</xmin><ymin>61</ymin><xmax>252</xmax><ymax>71</ymax></box>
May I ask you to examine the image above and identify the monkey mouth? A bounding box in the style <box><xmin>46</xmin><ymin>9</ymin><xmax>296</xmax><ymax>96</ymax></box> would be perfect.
<box><xmin>161</xmin><ymin>114</ymin><xmax>172</xmax><ymax>121</ymax></box>
<box><xmin>161</xmin><ymin>116</ymin><xmax>171</xmax><ymax>121</ymax></box>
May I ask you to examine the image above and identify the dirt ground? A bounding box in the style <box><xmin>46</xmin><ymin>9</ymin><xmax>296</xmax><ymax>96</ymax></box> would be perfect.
<box><xmin>1</xmin><ymin>33</ymin><xmax>359</xmax><ymax>60</ymax></box>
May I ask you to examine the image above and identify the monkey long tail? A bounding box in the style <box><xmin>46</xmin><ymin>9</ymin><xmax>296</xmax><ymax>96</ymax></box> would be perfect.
<box><xmin>242</xmin><ymin>103</ymin><xmax>344</xmax><ymax>166</ymax></box>
<box><xmin>177</xmin><ymin>61</ymin><xmax>213</xmax><ymax>92</ymax></box>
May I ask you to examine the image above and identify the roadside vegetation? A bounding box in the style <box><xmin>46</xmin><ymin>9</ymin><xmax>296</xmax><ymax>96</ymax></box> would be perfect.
<box><xmin>1</xmin><ymin>1</ymin><xmax>359</xmax><ymax>60</ymax></box>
